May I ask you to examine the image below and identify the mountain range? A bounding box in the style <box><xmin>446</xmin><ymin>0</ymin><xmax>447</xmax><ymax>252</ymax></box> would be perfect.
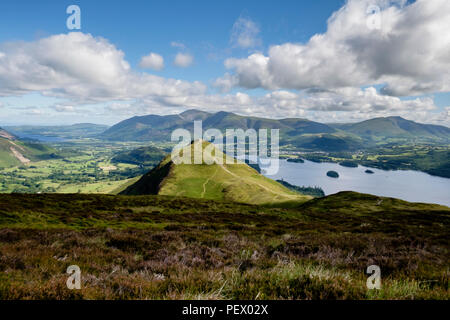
<box><xmin>100</xmin><ymin>110</ymin><xmax>450</xmax><ymax>150</ymax></box>
<box><xmin>4</xmin><ymin>111</ymin><xmax>449</xmax><ymax>151</ymax></box>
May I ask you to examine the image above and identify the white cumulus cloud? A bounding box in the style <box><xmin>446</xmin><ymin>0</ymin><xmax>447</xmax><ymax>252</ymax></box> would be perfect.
<box><xmin>139</xmin><ymin>52</ymin><xmax>164</xmax><ymax>70</ymax></box>
<box><xmin>217</xmin><ymin>0</ymin><xmax>450</xmax><ymax>97</ymax></box>
<box><xmin>0</xmin><ymin>32</ymin><xmax>206</xmax><ymax>103</ymax></box>
<box><xmin>0</xmin><ymin>25</ymin><xmax>448</xmax><ymax>127</ymax></box>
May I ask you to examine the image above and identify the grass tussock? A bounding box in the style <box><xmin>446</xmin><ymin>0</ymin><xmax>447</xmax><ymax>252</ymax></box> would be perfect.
<box><xmin>0</xmin><ymin>192</ymin><xmax>448</xmax><ymax>300</ymax></box>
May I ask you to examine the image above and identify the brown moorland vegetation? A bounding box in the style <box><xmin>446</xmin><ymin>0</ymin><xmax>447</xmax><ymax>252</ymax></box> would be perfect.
<box><xmin>0</xmin><ymin>192</ymin><xmax>448</xmax><ymax>299</ymax></box>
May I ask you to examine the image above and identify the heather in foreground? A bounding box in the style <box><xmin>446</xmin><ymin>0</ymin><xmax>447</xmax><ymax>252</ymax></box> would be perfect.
<box><xmin>0</xmin><ymin>193</ymin><xmax>448</xmax><ymax>299</ymax></box>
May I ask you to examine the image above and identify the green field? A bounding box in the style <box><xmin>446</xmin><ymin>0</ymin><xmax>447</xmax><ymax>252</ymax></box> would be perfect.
<box><xmin>0</xmin><ymin>141</ymin><xmax>153</xmax><ymax>194</ymax></box>
<box><xmin>1</xmin><ymin>137</ymin><xmax>449</xmax><ymax>195</ymax></box>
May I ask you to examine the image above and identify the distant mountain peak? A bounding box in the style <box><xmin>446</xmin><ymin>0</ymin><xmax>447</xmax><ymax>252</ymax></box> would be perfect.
<box><xmin>341</xmin><ymin>115</ymin><xmax>450</xmax><ymax>139</ymax></box>
<box><xmin>180</xmin><ymin>109</ymin><xmax>208</xmax><ymax>115</ymax></box>
<box><xmin>215</xmin><ymin>110</ymin><xmax>234</xmax><ymax>116</ymax></box>
<box><xmin>386</xmin><ymin>116</ymin><xmax>406</xmax><ymax>120</ymax></box>
<box><xmin>179</xmin><ymin>109</ymin><xmax>211</xmax><ymax>121</ymax></box>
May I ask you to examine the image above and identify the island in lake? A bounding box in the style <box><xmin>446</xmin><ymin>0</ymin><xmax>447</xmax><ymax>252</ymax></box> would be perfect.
<box><xmin>339</xmin><ymin>160</ymin><xmax>358</xmax><ymax>168</ymax></box>
<box><xmin>287</xmin><ymin>158</ymin><xmax>305</xmax><ymax>163</ymax></box>
<box><xmin>327</xmin><ymin>170</ymin><xmax>339</xmax><ymax>178</ymax></box>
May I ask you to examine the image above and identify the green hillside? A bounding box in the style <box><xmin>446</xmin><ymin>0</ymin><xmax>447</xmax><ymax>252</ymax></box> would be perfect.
<box><xmin>121</xmin><ymin>140</ymin><xmax>311</xmax><ymax>204</ymax></box>
<box><xmin>286</xmin><ymin>132</ymin><xmax>363</xmax><ymax>151</ymax></box>
<box><xmin>298</xmin><ymin>191</ymin><xmax>450</xmax><ymax>213</ymax></box>
<box><xmin>99</xmin><ymin>113</ymin><xmax>190</xmax><ymax>141</ymax></box>
<box><xmin>0</xmin><ymin>128</ymin><xmax>59</xmax><ymax>168</ymax></box>
<box><xmin>0</xmin><ymin>139</ymin><xmax>21</xmax><ymax>167</ymax></box>
<box><xmin>111</xmin><ymin>146</ymin><xmax>166</xmax><ymax>167</ymax></box>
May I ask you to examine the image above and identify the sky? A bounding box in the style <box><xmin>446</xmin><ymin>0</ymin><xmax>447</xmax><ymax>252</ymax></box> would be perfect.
<box><xmin>0</xmin><ymin>0</ymin><xmax>449</xmax><ymax>126</ymax></box>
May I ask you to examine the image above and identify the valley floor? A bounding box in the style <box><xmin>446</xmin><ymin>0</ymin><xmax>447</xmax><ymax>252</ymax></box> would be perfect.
<box><xmin>0</xmin><ymin>192</ymin><xmax>448</xmax><ymax>300</ymax></box>
<box><xmin>0</xmin><ymin>141</ymin><xmax>150</xmax><ymax>194</ymax></box>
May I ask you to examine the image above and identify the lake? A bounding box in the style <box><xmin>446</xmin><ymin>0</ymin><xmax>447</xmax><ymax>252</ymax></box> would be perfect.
<box><xmin>263</xmin><ymin>159</ymin><xmax>450</xmax><ymax>207</ymax></box>
<box><xmin>14</xmin><ymin>134</ymin><xmax>67</xmax><ymax>142</ymax></box>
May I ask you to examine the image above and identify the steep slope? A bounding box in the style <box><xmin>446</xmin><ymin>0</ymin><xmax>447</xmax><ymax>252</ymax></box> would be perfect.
<box><xmin>0</xmin><ymin>127</ymin><xmax>58</xmax><ymax>168</ymax></box>
<box><xmin>0</xmin><ymin>128</ymin><xmax>17</xmax><ymax>140</ymax></box>
<box><xmin>120</xmin><ymin>140</ymin><xmax>311</xmax><ymax>205</ymax></box>
<box><xmin>0</xmin><ymin>127</ymin><xmax>28</xmax><ymax>167</ymax></box>
<box><xmin>0</xmin><ymin>139</ymin><xmax>25</xmax><ymax>167</ymax></box>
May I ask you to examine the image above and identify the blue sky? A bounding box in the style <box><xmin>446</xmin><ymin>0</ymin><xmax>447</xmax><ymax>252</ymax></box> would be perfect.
<box><xmin>0</xmin><ymin>0</ymin><xmax>342</xmax><ymax>84</ymax></box>
<box><xmin>0</xmin><ymin>0</ymin><xmax>449</xmax><ymax>126</ymax></box>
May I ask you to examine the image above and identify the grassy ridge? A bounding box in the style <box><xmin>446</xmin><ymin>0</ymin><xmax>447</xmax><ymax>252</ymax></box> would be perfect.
<box><xmin>0</xmin><ymin>192</ymin><xmax>448</xmax><ymax>299</ymax></box>
<box><xmin>122</xmin><ymin>141</ymin><xmax>311</xmax><ymax>205</ymax></box>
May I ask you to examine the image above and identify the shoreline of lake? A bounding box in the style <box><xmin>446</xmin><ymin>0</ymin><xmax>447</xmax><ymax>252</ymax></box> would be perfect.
<box><xmin>264</xmin><ymin>159</ymin><xmax>450</xmax><ymax>207</ymax></box>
